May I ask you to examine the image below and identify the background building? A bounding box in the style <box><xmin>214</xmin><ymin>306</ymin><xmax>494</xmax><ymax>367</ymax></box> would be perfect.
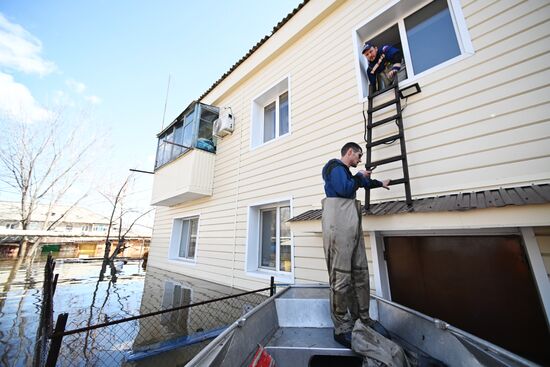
<box><xmin>0</xmin><ymin>201</ymin><xmax>151</xmax><ymax>258</ymax></box>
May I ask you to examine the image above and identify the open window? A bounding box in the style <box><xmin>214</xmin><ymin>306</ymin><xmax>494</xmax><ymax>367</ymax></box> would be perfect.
<box><xmin>354</xmin><ymin>0</ymin><xmax>474</xmax><ymax>99</ymax></box>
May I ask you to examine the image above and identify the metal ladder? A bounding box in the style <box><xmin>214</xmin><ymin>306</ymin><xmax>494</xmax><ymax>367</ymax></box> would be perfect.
<box><xmin>364</xmin><ymin>82</ymin><xmax>412</xmax><ymax>210</ymax></box>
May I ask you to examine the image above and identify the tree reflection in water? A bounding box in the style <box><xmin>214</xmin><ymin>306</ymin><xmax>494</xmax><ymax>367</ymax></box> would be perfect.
<box><xmin>0</xmin><ymin>255</ymin><xmax>145</xmax><ymax>366</ymax></box>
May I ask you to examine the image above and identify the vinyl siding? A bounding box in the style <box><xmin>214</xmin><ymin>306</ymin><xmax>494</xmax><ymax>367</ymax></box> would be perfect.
<box><xmin>149</xmin><ymin>0</ymin><xmax>550</xmax><ymax>290</ymax></box>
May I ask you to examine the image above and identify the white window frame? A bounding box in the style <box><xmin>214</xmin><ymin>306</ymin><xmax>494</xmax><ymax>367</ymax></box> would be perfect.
<box><xmin>168</xmin><ymin>215</ymin><xmax>200</xmax><ymax>263</ymax></box>
<box><xmin>353</xmin><ymin>0</ymin><xmax>474</xmax><ymax>101</ymax></box>
<box><xmin>245</xmin><ymin>197</ymin><xmax>294</xmax><ymax>283</ymax></box>
<box><xmin>250</xmin><ymin>76</ymin><xmax>291</xmax><ymax>150</ymax></box>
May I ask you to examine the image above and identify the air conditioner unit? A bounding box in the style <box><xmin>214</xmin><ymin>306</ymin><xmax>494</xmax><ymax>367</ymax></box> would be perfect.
<box><xmin>213</xmin><ymin>107</ymin><xmax>235</xmax><ymax>137</ymax></box>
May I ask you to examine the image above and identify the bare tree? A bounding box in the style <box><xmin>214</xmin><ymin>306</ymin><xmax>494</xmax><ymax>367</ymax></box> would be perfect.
<box><xmin>0</xmin><ymin>108</ymin><xmax>97</xmax><ymax>258</ymax></box>
<box><xmin>98</xmin><ymin>175</ymin><xmax>153</xmax><ymax>282</ymax></box>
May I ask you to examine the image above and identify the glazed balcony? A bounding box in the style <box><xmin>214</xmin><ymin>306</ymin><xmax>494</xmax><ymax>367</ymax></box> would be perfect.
<box><xmin>151</xmin><ymin>102</ymin><xmax>218</xmax><ymax>206</ymax></box>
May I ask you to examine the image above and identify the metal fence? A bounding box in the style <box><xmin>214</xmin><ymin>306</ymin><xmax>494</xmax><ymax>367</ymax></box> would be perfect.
<box><xmin>39</xmin><ymin>260</ymin><xmax>274</xmax><ymax>367</ymax></box>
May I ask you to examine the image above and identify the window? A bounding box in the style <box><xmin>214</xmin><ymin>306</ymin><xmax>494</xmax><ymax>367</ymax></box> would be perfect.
<box><xmin>92</xmin><ymin>224</ymin><xmax>106</xmax><ymax>232</ymax></box>
<box><xmin>246</xmin><ymin>200</ymin><xmax>293</xmax><ymax>279</ymax></box>
<box><xmin>169</xmin><ymin>217</ymin><xmax>199</xmax><ymax>261</ymax></box>
<box><xmin>251</xmin><ymin>78</ymin><xmax>290</xmax><ymax>148</ymax></box>
<box><xmin>5</xmin><ymin>223</ymin><xmax>17</xmax><ymax>229</ymax></box>
<box><xmin>82</xmin><ymin>224</ymin><xmax>91</xmax><ymax>231</ymax></box>
<box><xmin>355</xmin><ymin>0</ymin><xmax>473</xmax><ymax>98</ymax></box>
<box><xmin>155</xmin><ymin>102</ymin><xmax>219</xmax><ymax>169</ymax></box>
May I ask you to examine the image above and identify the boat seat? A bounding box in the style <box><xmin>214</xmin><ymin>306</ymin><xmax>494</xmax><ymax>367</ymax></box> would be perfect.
<box><xmin>267</xmin><ymin>287</ymin><xmax>363</xmax><ymax>366</ymax></box>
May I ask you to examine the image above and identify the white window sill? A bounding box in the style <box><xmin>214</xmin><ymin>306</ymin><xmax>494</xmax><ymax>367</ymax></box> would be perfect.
<box><xmin>168</xmin><ymin>258</ymin><xmax>197</xmax><ymax>265</ymax></box>
<box><xmin>246</xmin><ymin>269</ymin><xmax>294</xmax><ymax>284</ymax></box>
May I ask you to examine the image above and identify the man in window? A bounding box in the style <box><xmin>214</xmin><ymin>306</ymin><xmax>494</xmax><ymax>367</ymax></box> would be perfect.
<box><xmin>321</xmin><ymin>142</ymin><xmax>390</xmax><ymax>348</ymax></box>
<box><xmin>362</xmin><ymin>42</ymin><xmax>404</xmax><ymax>91</ymax></box>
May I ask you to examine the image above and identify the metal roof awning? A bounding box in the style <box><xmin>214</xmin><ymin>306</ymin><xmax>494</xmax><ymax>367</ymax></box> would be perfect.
<box><xmin>289</xmin><ymin>184</ymin><xmax>550</xmax><ymax>221</ymax></box>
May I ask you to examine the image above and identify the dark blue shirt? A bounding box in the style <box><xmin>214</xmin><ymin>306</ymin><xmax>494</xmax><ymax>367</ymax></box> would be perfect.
<box><xmin>322</xmin><ymin>159</ymin><xmax>383</xmax><ymax>199</ymax></box>
<box><xmin>366</xmin><ymin>45</ymin><xmax>403</xmax><ymax>85</ymax></box>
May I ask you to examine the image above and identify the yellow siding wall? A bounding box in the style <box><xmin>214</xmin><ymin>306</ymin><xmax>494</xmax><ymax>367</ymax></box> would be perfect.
<box><xmin>149</xmin><ymin>0</ymin><xmax>550</xmax><ymax>290</ymax></box>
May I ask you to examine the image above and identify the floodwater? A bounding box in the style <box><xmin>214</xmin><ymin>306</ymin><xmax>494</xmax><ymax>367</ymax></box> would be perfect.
<box><xmin>0</xmin><ymin>255</ymin><xmax>267</xmax><ymax>367</ymax></box>
<box><xmin>0</xmin><ymin>255</ymin><xmax>146</xmax><ymax>367</ymax></box>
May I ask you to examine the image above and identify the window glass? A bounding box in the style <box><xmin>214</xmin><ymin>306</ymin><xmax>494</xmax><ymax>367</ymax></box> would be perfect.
<box><xmin>182</xmin><ymin>122</ymin><xmax>194</xmax><ymax>150</ymax></box>
<box><xmin>198</xmin><ymin>109</ymin><xmax>216</xmax><ymax>140</ymax></box>
<box><xmin>182</xmin><ymin>110</ymin><xmax>195</xmax><ymax>151</ymax></box>
<box><xmin>163</xmin><ymin>128</ymin><xmax>174</xmax><ymax>165</ymax></box>
<box><xmin>405</xmin><ymin>0</ymin><xmax>460</xmax><ymax>74</ymax></box>
<box><xmin>188</xmin><ymin>218</ymin><xmax>198</xmax><ymax>259</ymax></box>
<box><xmin>197</xmin><ymin>108</ymin><xmax>217</xmax><ymax>153</ymax></box>
<box><xmin>177</xmin><ymin>218</ymin><xmax>198</xmax><ymax>259</ymax></box>
<box><xmin>279</xmin><ymin>206</ymin><xmax>291</xmax><ymax>272</ymax></box>
<box><xmin>179</xmin><ymin>220</ymin><xmax>190</xmax><ymax>258</ymax></box>
<box><xmin>173</xmin><ymin>122</ymin><xmax>183</xmax><ymax>157</ymax></box>
<box><xmin>260</xmin><ymin>209</ymin><xmax>276</xmax><ymax>269</ymax></box>
<box><xmin>279</xmin><ymin>92</ymin><xmax>289</xmax><ymax>136</ymax></box>
<box><xmin>156</xmin><ymin>139</ymin><xmax>166</xmax><ymax>167</ymax></box>
<box><xmin>263</xmin><ymin>102</ymin><xmax>276</xmax><ymax>143</ymax></box>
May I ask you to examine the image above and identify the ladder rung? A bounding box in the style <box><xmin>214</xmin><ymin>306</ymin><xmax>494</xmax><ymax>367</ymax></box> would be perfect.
<box><xmin>367</xmin><ymin>155</ymin><xmax>403</xmax><ymax>168</ymax></box>
<box><xmin>366</xmin><ymin>133</ymin><xmax>402</xmax><ymax>148</ymax></box>
<box><xmin>369</xmin><ymin>85</ymin><xmax>396</xmax><ymax>99</ymax></box>
<box><xmin>387</xmin><ymin>178</ymin><xmax>407</xmax><ymax>186</ymax></box>
<box><xmin>369</xmin><ymin>114</ymin><xmax>400</xmax><ymax>129</ymax></box>
<box><xmin>368</xmin><ymin>99</ymin><xmax>398</xmax><ymax>113</ymax></box>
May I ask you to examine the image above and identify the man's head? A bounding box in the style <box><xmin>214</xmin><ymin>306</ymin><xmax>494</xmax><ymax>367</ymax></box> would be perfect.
<box><xmin>362</xmin><ymin>42</ymin><xmax>378</xmax><ymax>62</ymax></box>
<box><xmin>340</xmin><ymin>142</ymin><xmax>363</xmax><ymax>168</ymax></box>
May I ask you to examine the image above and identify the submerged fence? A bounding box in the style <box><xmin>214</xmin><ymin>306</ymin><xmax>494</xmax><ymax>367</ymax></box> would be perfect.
<box><xmin>38</xmin><ymin>259</ymin><xmax>274</xmax><ymax>367</ymax></box>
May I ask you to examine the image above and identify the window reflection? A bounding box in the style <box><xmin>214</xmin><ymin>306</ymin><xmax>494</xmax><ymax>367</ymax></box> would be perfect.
<box><xmin>405</xmin><ymin>0</ymin><xmax>460</xmax><ymax>74</ymax></box>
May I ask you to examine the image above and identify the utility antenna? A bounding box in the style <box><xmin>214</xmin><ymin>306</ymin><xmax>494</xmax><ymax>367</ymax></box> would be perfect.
<box><xmin>161</xmin><ymin>73</ymin><xmax>171</xmax><ymax>129</ymax></box>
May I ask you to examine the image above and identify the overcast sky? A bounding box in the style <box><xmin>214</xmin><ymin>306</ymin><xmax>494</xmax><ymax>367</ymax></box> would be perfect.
<box><xmin>0</xmin><ymin>1</ymin><xmax>302</xmax><ymax>221</ymax></box>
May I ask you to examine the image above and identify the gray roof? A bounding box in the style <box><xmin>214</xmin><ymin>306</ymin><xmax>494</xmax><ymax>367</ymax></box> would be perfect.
<box><xmin>289</xmin><ymin>184</ymin><xmax>550</xmax><ymax>221</ymax></box>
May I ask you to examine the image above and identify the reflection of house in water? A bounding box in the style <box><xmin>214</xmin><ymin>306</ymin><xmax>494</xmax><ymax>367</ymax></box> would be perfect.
<box><xmin>160</xmin><ymin>281</ymin><xmax>192</xmax><ymax>335</ymax></box>
<box><xmin>0</xmin><ymin>201</ymin><xmax>151</xmax><ymax>258</ymax></box>
<box><xmin>130</xmin><ymin>267</ymin><xmax>265</xmax><ymax>364</ymax></box>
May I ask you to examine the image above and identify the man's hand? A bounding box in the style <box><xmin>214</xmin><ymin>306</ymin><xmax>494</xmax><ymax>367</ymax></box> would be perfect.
<box><xmin>382</xmin><ymin>179</ymin><xmax>391</xmax><ymax>190</ymax></box>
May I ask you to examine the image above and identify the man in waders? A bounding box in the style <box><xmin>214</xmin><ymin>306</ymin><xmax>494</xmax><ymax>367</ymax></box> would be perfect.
<box><xmin>321</xmin><ymin>142</ymin><xmax>390</xmax><ymax>348</ymax></box>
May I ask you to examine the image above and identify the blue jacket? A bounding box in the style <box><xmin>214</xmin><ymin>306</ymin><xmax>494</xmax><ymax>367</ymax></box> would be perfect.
<box><xmin>322</xmin><ymin>159</ymin><xmax>383</xmax><ymax>199</ymax></box>
<box><xmin>366</xmin><ymin>45</ymin><xmax>403</xmax><ymax>85</ymax></box>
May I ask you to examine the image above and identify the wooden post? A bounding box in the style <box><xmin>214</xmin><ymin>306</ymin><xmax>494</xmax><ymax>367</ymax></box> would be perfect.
<box><xmin>45</xmin><ymin>313</ymin><xmax>68</xmax><ymax>367</ymax></box>
<box><xmin>270</xmin><ymin>276</ymin><xmax>275</xmax><ymax>297</ymax></box>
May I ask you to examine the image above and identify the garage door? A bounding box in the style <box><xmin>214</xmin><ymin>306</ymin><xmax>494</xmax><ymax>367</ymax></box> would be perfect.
<box><xmin>384</xmin><ymin>235</ymin><xmax>549</xmax><ymax>365</ymax></box>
